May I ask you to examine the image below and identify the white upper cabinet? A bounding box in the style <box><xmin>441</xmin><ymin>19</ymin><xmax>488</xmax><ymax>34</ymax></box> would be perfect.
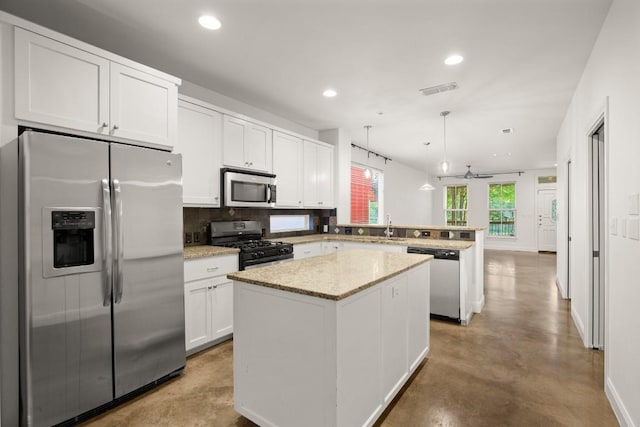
<box><xmin>222</xmin><ymin>115</ymin><xmax>272</xmax><ymax>173</ymax></box>
<box><xmin>109</xmin><ymin>63</ymin><xmax>177</xmax><ymax>147</ymax></box>
<box><xmin>14</xmin><ymin>27</ymin><xmax>179</xmax><ymax>148</ymax></box>
<box><xmin>272</xmin><ymin>131</ymin><xmax>303</xmax><ymax>208</ymax></box>
<box><xmin>14</xmin><ymin>27</ymin><xmax>110</xmax><ymax>135</ymax></box>
<box><xmin>303</xmin><ymin>140</ymin><xmax>334</xmax><ymax>208</ymax></box>
<box><xmin>176</xmin><ymin>99</ymin><xmax>222</xmax><ymax>206</ymax></box>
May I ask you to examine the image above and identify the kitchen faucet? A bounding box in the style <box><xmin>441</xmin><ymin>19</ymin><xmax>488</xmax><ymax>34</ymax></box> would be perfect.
<box><xmin>384</xmin><ymin>214</ymin><xmax>393</xmax><ymax>238</ymax></box>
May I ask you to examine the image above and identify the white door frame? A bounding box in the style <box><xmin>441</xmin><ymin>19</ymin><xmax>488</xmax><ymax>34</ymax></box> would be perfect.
<box><xmin>566</xmin><ymin>159</ymin><xmax>572</xmax><ymax>299</ymax></box>
<box><xmin>586</xmin><ymin>99</ymin><xmax>609</xmax><ymax>351</ymax></box>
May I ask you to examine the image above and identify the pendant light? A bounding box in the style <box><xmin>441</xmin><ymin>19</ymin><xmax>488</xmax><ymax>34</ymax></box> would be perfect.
<box><xmin>419</xmin><ymin>142</ymin><xmax>435</xmax><ymax>191</ymax></box>
<box><xmin>363</xmin><ymin>125</ymin><xmax>372</xmax><ymax>179</ymax></box>
<box><xmin>440</xmin><ymin>111</ymin><xmax>450</xmax><ymax>173</ymax></box>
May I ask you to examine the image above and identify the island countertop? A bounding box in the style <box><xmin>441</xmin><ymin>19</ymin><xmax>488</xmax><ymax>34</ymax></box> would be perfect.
<box><xmin>227</xmin><ymin>250</ymin><xmax>433</xmax><ymax>301</ymax></box>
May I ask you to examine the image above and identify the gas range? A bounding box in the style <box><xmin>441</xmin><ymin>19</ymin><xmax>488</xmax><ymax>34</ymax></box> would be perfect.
<box><xmin>209</xmin><ymin>221</ymin><xmax>293</xmax><ymax>270</ymax></box>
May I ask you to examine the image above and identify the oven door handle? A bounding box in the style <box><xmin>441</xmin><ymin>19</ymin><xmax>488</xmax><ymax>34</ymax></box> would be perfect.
<box><xmin>102</xmin><ymin>179</ymin><xmax>113</xmax><ymax>306</ymax></box>
<box><xmin>112</xmin><ymin>179</ymin><xmax>124</xmax><ymax>304</ymax></box>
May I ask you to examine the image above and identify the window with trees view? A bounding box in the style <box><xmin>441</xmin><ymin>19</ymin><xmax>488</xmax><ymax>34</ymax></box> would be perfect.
<box><xmin>489</xmin><ymin>183</ymin><xmax>516</xmax><ymax>236</ymax></box>
<box><xmin>350</xmin><ymin>164</ymin><xmax>383</xmax><ymax>224</ymax></box>
<box><xmin>446</xmin><ymin>185</ymin><xmax>468</xmax><ymax>226</ymax></box>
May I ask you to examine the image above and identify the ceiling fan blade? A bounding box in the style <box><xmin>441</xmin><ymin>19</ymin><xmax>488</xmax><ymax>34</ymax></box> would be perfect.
<box><xmin>476</xmin><ymin>175</ymin><xmax>493</xmax><ymax>179</ymax></box>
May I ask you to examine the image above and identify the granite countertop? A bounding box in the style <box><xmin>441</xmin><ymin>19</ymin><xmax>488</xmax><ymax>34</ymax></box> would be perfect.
<box><xmin>227</xmin><ymin>250</ymin><xmax>433</xmax><ymax>301</ymax></box>
<box><xmin>278</xmin><ymin>234</ymin><xmax>474</xmax><ymax>250</ymax></box>
<box><xmin>337</xmin><ymin>223</ymin><xmax>486</xmax><ymax>231</ymax></box>
<box><xmin>183</xmin><ymin>245</ymin><xmax>240</xmax><ymax>259</ymax></box>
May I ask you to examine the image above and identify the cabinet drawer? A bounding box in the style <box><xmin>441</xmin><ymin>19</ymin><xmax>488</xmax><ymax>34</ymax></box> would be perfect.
<box><xmin>184</xmin><ymin>255</ymin><xmax>239</xmax><ymax>282</ymax></box>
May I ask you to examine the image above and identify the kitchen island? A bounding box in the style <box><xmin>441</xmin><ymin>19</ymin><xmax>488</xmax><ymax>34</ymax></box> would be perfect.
<box><xmin>228</xmin><ymin>250</ymin><xmax>432</xmax><ymax>427</ymax></box>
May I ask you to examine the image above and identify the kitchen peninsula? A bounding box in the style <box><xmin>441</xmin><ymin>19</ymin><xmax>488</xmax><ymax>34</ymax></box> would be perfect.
<box><xmin>228</xmin><ymin>250</ymin><xmax>432</xmax><ymax>427</ymax></box>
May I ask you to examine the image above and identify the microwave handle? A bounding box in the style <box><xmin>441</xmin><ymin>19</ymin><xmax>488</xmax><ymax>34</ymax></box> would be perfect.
<box><xmin>268</xmin><ymin>184</ymin><xmax>277</xmax><ymax>204</ymax></box>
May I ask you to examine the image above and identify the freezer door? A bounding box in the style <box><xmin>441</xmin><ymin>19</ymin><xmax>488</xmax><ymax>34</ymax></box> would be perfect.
<box><xmin>110</xmin><ymin>144</ymin><xmax>185</xmax><ymax>397</ymax></box>
<box><xmin>20</xmin><ymin>131</ymin><xmax>112</xmax><ymax>427</ymax></box>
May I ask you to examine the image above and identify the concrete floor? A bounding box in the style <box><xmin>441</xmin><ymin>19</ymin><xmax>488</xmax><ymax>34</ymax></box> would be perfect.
<box><xmin>83</xmin><ymin>250</ymin><xmax>618</xmax><ymax>426</ymax></box>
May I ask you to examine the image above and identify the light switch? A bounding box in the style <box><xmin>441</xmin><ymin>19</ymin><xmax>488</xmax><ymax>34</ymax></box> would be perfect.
<box><xmin>610</xmin><ymin>217</ymin><xmax>617</xmax><ymax>236</ymax></box>
<box><xmin>629</xmin><ymin>218</ymin><xmax>640</xmax><ymax>240</ymax></box>
<box><xmin>630</xmin><ymin>194</ymin><xmax>640</xmax><ymax>215</ymax></box>
<box><xmin>621</xmin><ymin>219</ymin><xmax>627</xmax><ymax>238</ymax></box>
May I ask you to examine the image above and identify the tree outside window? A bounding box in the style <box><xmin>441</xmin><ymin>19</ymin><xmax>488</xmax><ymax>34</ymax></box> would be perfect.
<box><xmin>446</xmin><ymin>185</ymin><xmax>468</xmax><ymax>226</ymax></box>
<box><xmin>350</xmin><ymin>164</ymin><xmax>383</xmax><ymax>224</ymax></box>
<box><xmin>489</xmin><ymin>183</ymin><xmax>516</xmax><ymax>236</ymax></box>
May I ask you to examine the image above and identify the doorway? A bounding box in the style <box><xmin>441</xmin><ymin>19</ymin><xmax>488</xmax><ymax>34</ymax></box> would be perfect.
<box><xmin>590</xmin><ymin>122</ymin><xmax>605</xmax><ymax>350</ymax></box>
<box><xmin>537</xmin><ymin>189</ymin><xmax>557</xmax><ymax>252</ymax></box>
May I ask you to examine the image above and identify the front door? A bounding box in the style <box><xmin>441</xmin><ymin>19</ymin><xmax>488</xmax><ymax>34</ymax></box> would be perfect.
<box><xmin>537</xmin><ymin>189</ymin><xmax>557</xmax><ymax>252</ymax></box>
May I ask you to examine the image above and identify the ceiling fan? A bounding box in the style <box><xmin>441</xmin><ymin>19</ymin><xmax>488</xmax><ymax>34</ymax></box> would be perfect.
<box><xmin>436</xmin><ymin>165</ymin><xmax>524</xmax><ymax>180</ymax></box>
<box><xmin>458</xmin><ymin>165</ymin><xmax>493</xmax><ymax>179</ymax></box>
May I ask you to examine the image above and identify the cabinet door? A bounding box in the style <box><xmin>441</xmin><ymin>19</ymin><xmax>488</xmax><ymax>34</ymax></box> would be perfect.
<box><xmin>177</xmin><ymin>101</ymin><xmax>222</xmax><ymax>206</ymax></box>
<box><xmin>407</xmin><ymin>263</ymin><xmax>429</xmax><ymax>372</ymax></box>
<box><xmin>109</xmin><ymin>63</ymin><xmax>178</xmax><ymax>148</ymax></box>
<box><xmin>303</xmin><ymin>141</ymin><xmax>318</xmax><ymax>207</ymax></box>
<box><xmin>316</xmin><ymin>143</ymin><xmax>334</xmax><ymax>207</ymax></box>
<box><xmin>245</xmin><ymin>122</ymin><xmax>272</xmax><ymax>172</ymax></box>
<box><xmin>14</xmin><ymin>27</ymin><xmax>110</xmax><ymax>135</ymax></box>
<box><xmin>222</xmin><ymin>115</ymin><xmax>247</xmax><ymax>168</ymax></box>
<box><xmin>211</xmin><ymin>278</ymin><xmax>234</xmax><ymax>339</ymax></box>
<box><xmin>273</xmin><ymin>131</ymin><xmax>303</xmax><ymax>207</ymax></box>
<box><xmin>185</xmin><ymin>279</ymin><xmax>212</xmax><ymax>351</ymax></box>
<box><xmin>381</xmin><ymin>276</ymin><xmax>409</xmax><ymax>403</ymax></box>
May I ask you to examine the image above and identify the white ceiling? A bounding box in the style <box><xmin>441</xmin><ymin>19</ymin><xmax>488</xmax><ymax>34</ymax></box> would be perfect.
<box><xmin>1</xmin><ymin>0</ymin><xmax>612</xmax><ymax>175</ymax></box>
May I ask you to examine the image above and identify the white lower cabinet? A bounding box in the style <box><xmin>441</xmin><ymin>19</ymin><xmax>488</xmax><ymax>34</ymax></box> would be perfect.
<box><xmin>233</xmin><ymin>262</ymin><xmax>430</xmax><ymax>426</ymax></box>
<box><xmin>184</xmin><ymin>255</ymin><xmax>238</xmax><ymax>353</ymax></box>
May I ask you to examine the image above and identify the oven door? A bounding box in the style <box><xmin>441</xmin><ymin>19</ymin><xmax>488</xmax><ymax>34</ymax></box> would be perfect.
<box><xmin>243</xmin><ymin>255</ymin><xmax>294</xmax><ymax>270</ymax></box>
<box><xmin>223</xmin><ymin>169</ymin><xmax>275</xmax><ymax>207</ymax></box>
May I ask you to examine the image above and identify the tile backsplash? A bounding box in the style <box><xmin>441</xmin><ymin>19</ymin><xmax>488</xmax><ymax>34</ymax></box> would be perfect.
<box><xmin>183</xmin><ymin>207</ymin><xmax>336</xmax><ymax>246</ymax></box>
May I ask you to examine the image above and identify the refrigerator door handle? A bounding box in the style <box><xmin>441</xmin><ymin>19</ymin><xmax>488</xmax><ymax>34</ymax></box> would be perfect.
<box><xmin>102</xmin><ymin>179</ymin><xmax>113</xmax><ymax>306</ymax></box>
<box><xmin>113</xmin><ymin>179</ymin><xmax>125</xmax><ymax>304</ymax></box>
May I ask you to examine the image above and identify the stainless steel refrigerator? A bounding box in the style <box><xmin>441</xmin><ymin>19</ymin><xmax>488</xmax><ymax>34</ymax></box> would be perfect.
<box><xmin>18</xmin><ymin>130</ymin><xmax>185</xmax><ymax>426</ymax></box>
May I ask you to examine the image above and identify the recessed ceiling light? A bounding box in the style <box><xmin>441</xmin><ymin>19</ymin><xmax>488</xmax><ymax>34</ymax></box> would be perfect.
<box><xmin>501</xmin><ymin>128</ymin><xmax>514</xmax><ymax>134</ymax></box>
<box><xmin>444</xmin><ymin>55</ymin><xmax>464</xmax><ymax>65</ymax></box>
<box><xmin>198</xmin><ymin>15</ymin><xmax>221</xmax><ymax>30</ymax></box>
<box><xmin>323</xmin><ymin>89</ymin><xmax>337</xmax><ymax>98</ymax></box>
<box><xmin>554</xmin><ymin>163</ymin><xmax>558</xmax><ymax>167</ymax></box>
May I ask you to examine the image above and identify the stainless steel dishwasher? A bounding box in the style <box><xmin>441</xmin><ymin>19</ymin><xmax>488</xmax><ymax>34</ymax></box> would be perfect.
<box><xmin>407</xmin><ymin>247</ymin><xmax>460</xmax><ymax>323</ymax></box>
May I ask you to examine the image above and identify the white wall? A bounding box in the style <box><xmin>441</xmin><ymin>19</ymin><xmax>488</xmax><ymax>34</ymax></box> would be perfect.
<box><xmin>430</xmin><ymin>169</ymin><xmax>556</xmax><ymax>252</ymax></box>
<box><xmin>327</xmin><ymin>135</ymin><xmax>433</xmax><ymax>226</ymax></box>
<box><xmin>180</xmin><ymin>81</ymin><xmax>318</xmax><ymax>140</ymax></box>
<box><xmin>556</xmin><ymin>0</ymin><xmax>639</xmax><ymax>424</ymax></box>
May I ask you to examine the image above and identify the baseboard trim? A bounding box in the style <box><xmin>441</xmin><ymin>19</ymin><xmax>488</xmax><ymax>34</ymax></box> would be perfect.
<box><xmin>605</xmin><ymin>376</ymin><xmax>635</xmax><ymax>427</ymax></box>
<box><xmin>571</xmin><ymin>304</ymin><xmax>586</xmax><ymax>347</ymax></box>
<box><xmin>555</xmin><ymin>276</ymin><xmax>568</xmax><ymax>299</ymax></box>
<box><xmin>472</xmin><ymin>295</ymin><xmax>485</xmax><ymax>313</ymax></box>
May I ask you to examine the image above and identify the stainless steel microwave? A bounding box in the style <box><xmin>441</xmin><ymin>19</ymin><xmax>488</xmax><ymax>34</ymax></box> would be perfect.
<box><xmin>222</xmin><ymin>168</ymin><xmax>277</xmax><ymax>208</ymax></box>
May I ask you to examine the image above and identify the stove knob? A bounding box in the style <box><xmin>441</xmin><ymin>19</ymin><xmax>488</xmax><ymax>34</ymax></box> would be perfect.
<box><xmin>258</xmin><ymin>251</ymin><xmax>265</xmax><ymax>257</ymax></box>
<box><xmin>252</xmin><ymin>252</ymin><xmax>259</xmax><ymax>259</ymax></box>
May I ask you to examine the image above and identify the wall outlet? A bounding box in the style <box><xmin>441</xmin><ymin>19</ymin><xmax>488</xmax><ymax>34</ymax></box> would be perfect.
<box><xmin>185</xmin><ymin>232</ymin><xmax>193</xmax><ymax>244</ymax></box>
<box><xmin>323</xmin><ymin>225</ymin><xmax>328</xmax><ymax>233</ymax></box>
